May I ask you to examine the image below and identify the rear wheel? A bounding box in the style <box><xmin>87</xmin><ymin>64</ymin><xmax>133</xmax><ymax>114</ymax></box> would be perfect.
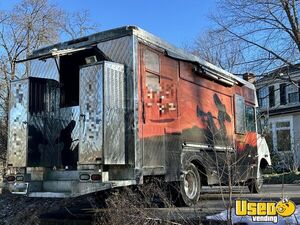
<box><xmin>180</xmin><ymin>163</ymin><xmax>201</xmax><ymax>206</ymax></box>
<box><xmin>248</xmin><ymin>167</ymin><xmax>263</xmax><ymax>193</ymax></box>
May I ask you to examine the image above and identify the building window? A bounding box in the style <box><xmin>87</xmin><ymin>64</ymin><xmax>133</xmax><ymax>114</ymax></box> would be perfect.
<box><xmin>265</xmin><ymin>124</ymin><xmax>274</xmax><ymax>152</ymax></box>
<box><xmin>276</xmin><ymin>121</ymin><xmax>291</xmax><ymax>152</ymax></box>
<box><xmin>269</xmin><ymin>119</ymin><xmax>292</xmax><ymax>152</ymax></box>
<box><xmin>286</xmin><ymin>84</ymin><xmax>299</xmax><ymax>103</ymax></box>
<box><xmin>269</xmin><ymin>86</ymin><xmax>275</xmax><ymax>107</ymax></box>
<box><xmin>288</xmin><ymin>92</ymin><xmax>298</xmax><ymax>103</ymax></box>
<box><xmin>258</xmin><ymin>87</ymin><xmax>268</xmax><ymax>107</ymax></box>
<box><xmin>280</xmin><ymin>83</ymin><xmax>286</xmax><ymax>105</ymax></box>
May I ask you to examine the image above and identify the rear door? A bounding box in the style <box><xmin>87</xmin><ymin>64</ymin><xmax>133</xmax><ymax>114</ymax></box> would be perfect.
<box><xmin>79</xmin><ymin>64</ymin><xmax>103</xmax><ymax>164</ymax></box>
<box><xmin>7</xmin><ymin>79</ymin><xmax>29</xmax><ymax>167</ymax></box>
<box><xmin>79</xmin><ymin>61</ymin><xmax>125</xmax><ymax>165</ymax></box>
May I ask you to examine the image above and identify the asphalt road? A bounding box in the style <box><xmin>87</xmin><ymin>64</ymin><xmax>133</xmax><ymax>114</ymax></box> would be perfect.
<box><xmin>201</xmin><ymin>184</ymin><xmax>300</xmax><ymax>200</ymax></box>
<box><xmin>193</xmin><ymin>184</ymin><xmax>300</xmax><ymax>214</ymax></box>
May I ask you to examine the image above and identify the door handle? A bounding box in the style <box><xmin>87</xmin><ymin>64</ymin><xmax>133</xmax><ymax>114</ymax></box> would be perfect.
<box><xmin>142</xmin><ymin>102</ymin><xmax>146</xmax><ymax>123</ymax></box>
<box><xmin>80</xmin><ymin>114</ymin><xmax>86</xmax><ymax>134</ymax></box>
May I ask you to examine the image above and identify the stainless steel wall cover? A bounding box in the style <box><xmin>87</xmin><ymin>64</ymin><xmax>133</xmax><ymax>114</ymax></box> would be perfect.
<box><xmin>97</xmin><ymin>36</ymin><xmax>133</xmax><ymax>67</ymax></box>
<box><xmin>78</xmin><ymin>61</ymin><xmax>126</xmax><ymax>165</ymax></box>
<box><xmin>25</xmin><ymin>58</ymin><xmax>59</xmax><ymax>81</ymax></box>
<box><xmin>103</xmin><ymin>61</ymin><xmax>125</xmax><ymax>165</ymax></box>
<box><xmin>97</xmin><ymin>35</ymin><xmax>138</xmax><ymax>167</ymax></box>
<box><xmin>79</xmin><ymin>64</ymin><xmax>103</xmax><ymax>164</ymax></box>
<box><xmin>7</xmin><ymin>79</ymin><xmax>29</xmax><ymax>167</ymax></box>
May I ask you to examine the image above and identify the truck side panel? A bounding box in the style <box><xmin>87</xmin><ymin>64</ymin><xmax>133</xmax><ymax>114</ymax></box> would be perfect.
<box><xmin>138</xmin><ymin>43</ymin><xmax>258</xmax><ymax>183</ymax></box>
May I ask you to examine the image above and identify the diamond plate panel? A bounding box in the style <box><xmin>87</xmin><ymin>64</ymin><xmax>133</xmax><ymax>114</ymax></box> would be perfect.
<box><xmin>103</xmin><ymin>62</ymin><xmax>125</xmax><ymax>165</ymax></box>
<box><xmin>97</xmin><ymin>36</ymin><xmax>133</xmax><ymax>67</ymax></box>
<box><xmin>25</xmin><ymin>58</ymin><xmax>59</xmax><ymax>81</ymax></box>
<box><xmin>7</xmin><ymin>79</ymin><xmax>29</xmax><ymax>167</ymax></box>
<box><xmin>98</xmin><ymin>35</ymin><xmax>136</xmax><ymax>166</ymax></box>
<box><xmin>79</xmin><ymin>64</ymin><xmax>103</xmax><ymax>164</ymax></box>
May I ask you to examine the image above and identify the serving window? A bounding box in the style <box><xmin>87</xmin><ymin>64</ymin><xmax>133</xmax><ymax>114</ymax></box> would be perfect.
<box><xmin>144</xmin><ymin>49</ymin><xmax>160</xmax><ymax>73</ymax></box>
<box><xmin>146</xmin><ymin>72</ymin><xmax>160</xmax><ymax>92</ymax></box>
<box><xmin>142</xmin><ymin>47</ymin><xmax>178</xmax><ymax>122</ymax></box>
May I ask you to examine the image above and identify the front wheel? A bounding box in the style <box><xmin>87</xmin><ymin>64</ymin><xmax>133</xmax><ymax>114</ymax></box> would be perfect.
<box><xmin>248</xmin><ymin>167</ymin><xmax>263</xmax><ymax>193</ymax></box>
<box><xmin>180</xmin><ymin>163</ymin><xmax>201</xmax><ymax>206</ymax></box>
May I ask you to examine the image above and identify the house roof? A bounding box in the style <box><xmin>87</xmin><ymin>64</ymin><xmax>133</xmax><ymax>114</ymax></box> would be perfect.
<box><xmin>256</xmin><ymin>63</ymin><xmax>300</xmax><ymax>85</ymax></box>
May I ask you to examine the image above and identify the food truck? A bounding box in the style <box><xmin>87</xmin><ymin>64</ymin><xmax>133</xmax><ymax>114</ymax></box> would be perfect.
<box><xmin>5</xmin><ymin>26</ymin><xmax>271</xmax><ymax>206</ymax></box>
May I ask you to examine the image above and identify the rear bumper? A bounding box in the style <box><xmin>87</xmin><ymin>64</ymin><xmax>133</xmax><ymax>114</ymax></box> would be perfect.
<box><xmin>6</xmin><ymin>179</ymin><xmax>113</xmax><ymax>197</ymax></box>
<box><xmin>5</xmin><ymin>178</ymin><xmax>136</xmax><ymax>198</ymax></box>
<box><xmin>11</xmin><ymin>182</ymin><xmax>29</xmax><ymax>194</ymax></box>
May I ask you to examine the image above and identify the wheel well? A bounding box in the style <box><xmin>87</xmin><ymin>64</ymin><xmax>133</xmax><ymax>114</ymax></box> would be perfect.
<box><xmin>191</xmin><ymin>160</ymin><xmax>207</xmax><ymax>185</ymax></box>
<box><xmin>260</xmin><ymin>158</ymin><xmax>269</xmax><ymax>170</ymax></box>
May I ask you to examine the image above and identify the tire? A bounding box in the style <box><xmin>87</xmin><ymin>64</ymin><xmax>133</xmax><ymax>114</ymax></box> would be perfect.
<box><xmin>180</xmin><ymin>163</ymin><xmax>201</xmax><ymax>206</ymax></box>
<box><xmin>248</xmin><ymin>167</ymin><xmax>263</xmax><ymax>193</ymax></box>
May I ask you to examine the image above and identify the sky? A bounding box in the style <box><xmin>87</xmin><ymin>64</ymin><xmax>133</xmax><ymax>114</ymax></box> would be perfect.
<box><xmin>0</xmin><ymin>0</ymin><xmax>217</xmax><ymax>48</ymax></box>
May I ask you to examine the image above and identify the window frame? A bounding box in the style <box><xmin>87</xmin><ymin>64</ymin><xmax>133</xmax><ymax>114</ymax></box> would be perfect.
<box><xmin>288</xmin><ymin>91</ymin><xmax>299</xmax><ymax>103</ymax></box>
<box><xmin>258</xmin><ymin>86</ymin><xmax>268</xmax><ymax>108</ymax></box>
<box><xmin>280</xmin><ymin>83</ymin><xmax>287</xmax><ymax>105</ymax></box>
<box><xmin>145</xmin><ymin>72</ymin><xmax>160</xmax><ymax>92</ymax></box>
<box><xmin>234</xmin><ymin>94</ymin><xmax>246</xmax><ymax>134</ymax></box>
<box><xmin>245</xmin><ymin>105</ymin><xmax>256</xmax><ymax>132</ymax></box>
<box><xmin>143</xmin><ymin>48</ymin><xmax>162</xmax><ymax>92</ymax></box>
<box><xmin>269</xmin><ymin>85</ymin><xmax>275</xmax><ymax>107</ymax></box>
<box><xmin>143</xmin><ymin>49</ymin><xmax>161</xmax><ymax>74</ymax></box>
<box><xmin>269</xmin><ymin>117</ymin><xmax>293</xmax><ymax>153</ymax></box>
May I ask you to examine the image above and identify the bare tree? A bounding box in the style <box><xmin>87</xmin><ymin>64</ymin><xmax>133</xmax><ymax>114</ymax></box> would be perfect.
<box><xmin>189</xmin><ymin>1</ymin><xmax>300</xmax><ymax>174</ymax></box>
<box><xmin>189</xmin><ymin>29</ymin><xmax>245</xmax><ymax>73</ymax></box>
<box><xmin>0</xmin><ymin>0</ymin><xmax>64</xmax><ymax>80</ymax></box>
<box><xmin>210</xmin><ymin>0</ymin><xmax>300</xmax><ymax>74</ymax></box>
<box><xmin>61</xmin><ymin>10</ymin><xmax>99</xmax><ymax>39</ymax></box>
<box><xmin>0</xmin><ymin>0</ymin><xmax>64</xmax><ymax>164</ymax></box>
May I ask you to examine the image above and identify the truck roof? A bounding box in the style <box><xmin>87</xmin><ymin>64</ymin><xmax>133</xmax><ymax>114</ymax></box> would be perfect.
<box><xmin>29</xmin><ymin>25</ymin><xmax>255</xmax><ymax>90</ymax></box>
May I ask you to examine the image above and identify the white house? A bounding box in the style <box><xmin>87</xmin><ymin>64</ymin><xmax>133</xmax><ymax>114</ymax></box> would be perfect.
<box><xmin>255</xmin><ymin>65</ymin><xmax>300</xmax><ymax>171</ymax></box>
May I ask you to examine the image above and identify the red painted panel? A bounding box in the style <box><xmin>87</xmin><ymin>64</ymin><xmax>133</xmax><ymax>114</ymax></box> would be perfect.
<box><xmin>138</xmin><ymin>43</ymin><xmax>257</xmax><ymax>152</ymax></box>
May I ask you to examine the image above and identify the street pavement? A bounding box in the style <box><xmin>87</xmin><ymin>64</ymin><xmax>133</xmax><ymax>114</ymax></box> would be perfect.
<box><xmin>195</xmin><ymin>184</ymin><xmax>300</xmax><ymax>214</ymax></box>
<box><xmin>201</xmin><ymin>184</ymin><xmax>300</xmax><ymax>201</ymax></box>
